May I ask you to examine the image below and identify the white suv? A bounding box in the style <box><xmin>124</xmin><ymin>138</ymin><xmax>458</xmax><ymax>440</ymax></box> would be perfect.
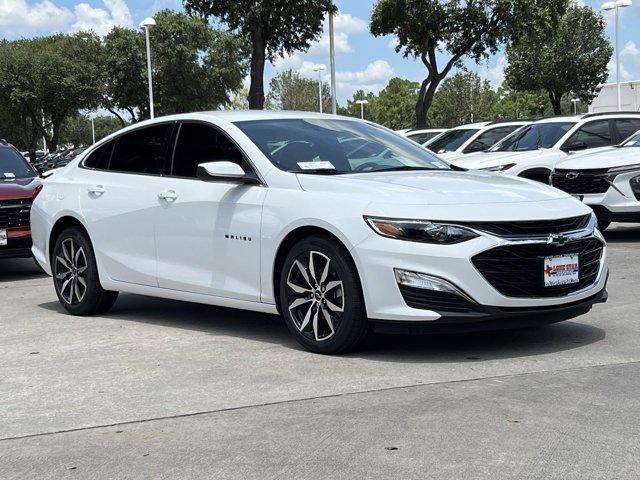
<box><xmin>551</xmin><ymin>130</ymin><xmax>640</xmax><ymax>230</ymax></box>
<box><xmin>425</xmin><ymin>121</ymin><xmax>526</xmax><ymax>161</ymax></box>
<box><xmin>453</xmin><ymin>113</ymin><xmax>640</xmax><ymax>183</ymax></box>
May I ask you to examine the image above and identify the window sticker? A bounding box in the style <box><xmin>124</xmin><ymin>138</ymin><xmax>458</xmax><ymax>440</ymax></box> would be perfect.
<box><xmin>297</xmin><ymin>161</ymin><xmax>335</xmax><ymax>170</ymax></box>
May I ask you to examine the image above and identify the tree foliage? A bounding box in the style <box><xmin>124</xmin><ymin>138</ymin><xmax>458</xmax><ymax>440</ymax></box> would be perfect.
<box><xmin>267</xmin><ymin>69</ymin><xmax>331</xmax><ymax>112</ymax></box>
<box><xmin>429</xmin><ymin>72</ymin><xmax>497</xmax><ymax>127</ymax></box>
<box><xmin>185</xmin><ymin>0</ymin><xmax>336</xmax><ymax>109</ymax></box>
<box><xmin>370</xmin><ymin>78</ymin><xmax>419</xmax><ymax>130</ymax></box>
<box><xmin>370</xmin><ymin>0</ymin><xmax>569</xmax><ymax>128</ymax></box>
<box><xmin>505</xmin><ymin>4</ymin><xmax>612</xmax><ymax>115</ymax></box>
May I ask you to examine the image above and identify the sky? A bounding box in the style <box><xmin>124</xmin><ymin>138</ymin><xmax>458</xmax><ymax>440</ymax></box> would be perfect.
<box><xmin>1</xmin><ymin>0</ymin><xmax>640</xmax><ymax>104</ymax></box>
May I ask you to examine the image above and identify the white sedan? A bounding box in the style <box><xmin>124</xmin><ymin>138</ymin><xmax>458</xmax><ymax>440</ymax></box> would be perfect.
<box><xmin>31</xmin><ymin>111</ymin><xmax>608</xmax><ymax>354</ymax></box>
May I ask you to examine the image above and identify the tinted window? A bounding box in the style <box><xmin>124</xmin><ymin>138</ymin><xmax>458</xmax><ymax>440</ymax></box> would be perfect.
<box><xmin>614</xmin><ymin>118</ymin><xmax>640</xmax><ymax>142</ymax></box>
<box><xmin>110</xmin><ymin>124</ymin><xmax>174</xmax><ymax>174</ymax></box>
<box><xmin>0</xmin><ymin>147</ymin><xmax>35</xmax><ymax>179</ymax></box>
<box><xmin>564</xmin><ymin>120</ymin><xmax>612</xmax><ymax>149</ymax></box>
<box><xmin>84</xmin><ymin>141</ymin><xmax>113</xmax><ymax>170</ymax></box>
<box><xmin>406</xmin><ymin>132</ymin><xmax>440</xmax><ymax>144</ymax></box>
<box><xmin>426</xmin><ymin>129</ymin><xmax>479</xmax><ymax>153</ymax></box>
<box><xmin>172</xmin><ymin>123</ymin><xmax>245</xmax><ymax>178</ymax></box>
<box><xmin>463</xmin><ymin>126</ymin><xmax>520</xmax><ymax>153</ymax></box>
<box><xmin>492</xmin><ymin>122</ymin><xmax>576</xmax><ymax>151</ymax></box>
<box><xmin>235</xmin><ymin>119</ymin><xmax>449</xmax><ymax>173</ymax></box>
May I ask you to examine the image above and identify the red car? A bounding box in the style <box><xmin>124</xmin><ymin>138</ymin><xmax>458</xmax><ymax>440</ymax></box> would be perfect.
<box><xmin>0</xmin><ymin>140</ymin><xmax>42</xmax><ymax>259</ymax></box>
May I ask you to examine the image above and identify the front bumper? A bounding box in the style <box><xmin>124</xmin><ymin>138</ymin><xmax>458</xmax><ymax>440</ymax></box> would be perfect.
<box><xmin>0</xmin><ymin>227</ymin><xmax>33</xmax><ymax>259</ymax></box>
<box><xmin>352</xmin><ymin>224</ymin><xmax>608</xmax><ymax>323</ymax></box>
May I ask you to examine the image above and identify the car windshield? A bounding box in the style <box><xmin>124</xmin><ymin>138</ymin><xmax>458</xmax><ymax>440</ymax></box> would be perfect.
<box><xmin>0</xmin><ymin>147</ymin><xmax>35</xmax><ymax>179</ymax></box>
<box><xmin>490</xmin><ymin>122</ymin><xmax>576</xmax><ymax>152</ymax></box>
<box><xmin>621</xmin><ymin>131</ymin><xmax>640</xmax><ymax>147</ymax></box>
<box><xmin>234</xmin><ymin>118</ymin><xmax>450</xmax><ymax>174</ymax></box>
<box><xmin>425</xmin><ymin>129</ymin><xmax>479</xmax><ymax>153</ymax></box>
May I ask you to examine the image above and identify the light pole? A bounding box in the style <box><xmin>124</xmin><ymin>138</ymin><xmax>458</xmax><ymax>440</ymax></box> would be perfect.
<box><xmin>312</xmin><ymin>65</ymin><xmax>326</xmax><ymax>113</ymax></box>
<box><xmin>328</xmin><ymin>12</ymin><xmax>337</xmax><ymax>115</ymax></box>
<box><xmin>140</xmin><ymin>17</ymin><xmax>156</xmax><ymax>119</ymax></box>
<box><xmin>88</xmin><ymin>113</ymin><xmax>96</xmax><ymax>144</ymax></box>
<box><xmin>571</xmin><ymin>98</ymin><xmax>579</xmax><ymax>115</ymax></box>
<box><xmin>355</xmin><ymin>99</ymin><xmax>369</xmax><ymax>120</ymax></box>
<box><xmin>602</xmin><ymin>0</ymin><xmax>632</xmax><ymax>111</ymax></box>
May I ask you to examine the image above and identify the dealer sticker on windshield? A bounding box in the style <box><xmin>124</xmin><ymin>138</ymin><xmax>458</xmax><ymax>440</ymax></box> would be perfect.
<box><xmin>297</xmin><ymin>161</ymin><xmax>335</xmax><ymax>170</ymax></box>
<box><xmin>544</xmin><ymin>254</ymin><xmax>579</xmax><ymax>287</ymax></box>
<box><xmin>0</xmin><ymin>229</ymin><xmax>7</xmax><ymax>246</ymax></box>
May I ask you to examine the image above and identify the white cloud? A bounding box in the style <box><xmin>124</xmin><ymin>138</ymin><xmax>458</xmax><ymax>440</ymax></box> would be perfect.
<box><xmin>0</xmin><ymin>0</ymin><xmax>74</xmax><ymax>34</ymax></box>
<box><xmin>607</xmin><ymin>58</ymin><xmax>633</xmax><ymax>81</ymax></box>
<box><xmin>621</xmin><ymin>40</ymin><xmax>639</xmax><ymax>57</ymax></box>
<box><xmin>304</xmin><ymin>12</ymin><xmax>367</xmax><ymax>58</ymax></box>
<box><xmin>479</xmin><ymin>56</ymin><xmax>507</xmax><ymax>87</ymax></box>
<box><xmin>335</xmin><ymin>60</ymin><xmax>394</xmax><ymax>98</ymax></box>
<box><xmin>332</xmin><ymin>12</ymin><xmax>367</xmax><ymax>34</ymax></box>
<box><xmin>71</xmin><ymin>0</ymin><xmax>133</xmax><ymax>36</ymax></box>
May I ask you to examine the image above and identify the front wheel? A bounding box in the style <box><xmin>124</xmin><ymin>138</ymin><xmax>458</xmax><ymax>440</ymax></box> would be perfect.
<box><xmin>52</xmin><ymin>227</ymin><xmax>118</xmax><ymax>315</ymax></box>
<box><xmin>279</xmin><ymin>235</ymin><xmax>368</xmax><ymax>354</ymax></box>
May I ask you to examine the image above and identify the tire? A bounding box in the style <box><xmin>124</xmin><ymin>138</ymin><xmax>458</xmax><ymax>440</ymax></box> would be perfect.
<box><xmin>279</xmin><ymin>235</ymin><xmax>368</xmax><ymax>354</ymax></box>
<box><xmin>52</xmin><ymin>226</ymin><xmax>118</xmax><ymax>315</ymax></box>
<box><xmin>598</xmin><ymin>220</ymin><xmax>611</xmax><ymax>232</ymax></box>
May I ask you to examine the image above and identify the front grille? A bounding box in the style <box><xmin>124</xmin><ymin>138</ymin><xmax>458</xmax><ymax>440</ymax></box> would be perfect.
<box><xmin>472</xmin><ymin>238</ymin><xmax>603</xmax><ymax>298</ymax></box>
<box><xmin>551</xmin><ymin>169</ymin><xmax>610</xmax><ymax>194</ymax></box>
<box><xmin>0</xmin><ymin>198</ymin><xmax>32</xmax><ymax>228</ymax></box>
<box><xmin>464</xmin><ymin>215</ymin><xmax>590</xmax><ymax>237</ymax></box>
<box><xmin>398</xmin><ymin>285</ymin><xmax>477</xmax><ymax>313</ymax></box>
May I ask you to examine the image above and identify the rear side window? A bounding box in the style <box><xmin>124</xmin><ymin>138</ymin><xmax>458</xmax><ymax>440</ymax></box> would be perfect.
<box><xmin>564</xmin><ymin>120</ymin><xmax>612</xmax><ymax>149</ymax></box>
<box><xmin>110</xmin><ymin>124</ymin><xmax>174</xmax><ymax>175</ymax></box>
<box><xmin>84</xmin><ymin>141</ymin><xmax>113</xmax><ymax>170</ymax></box>
<box><xmin>614</xmin><ymin>118</ymin><xmax>640</xmax><ymax>142</ymax></box>
<box><xmin>172</xmin><ymin>122</ymin><xmax>245</xmax><ymax>178</ymax></box>
<box><xmin>464</xmin><ymin>126</ymin><xmax>520</xmax><ymax>153</ymax></box>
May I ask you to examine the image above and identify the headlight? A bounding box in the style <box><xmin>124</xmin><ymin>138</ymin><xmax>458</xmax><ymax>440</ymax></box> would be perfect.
<box><xmin>479</xmin><ymin>163</ymin><xmax>517</xmax><ymax>172</ymax></box>
<box><xmin>607</xmin><ymin>163</ymin><xmax>640</xmax><ymax>174</ymax></box>
<box><xmin>364</xmin><ymin>217</ymin><xmax>479</xmax><ymax>244</ymax></box>
<box><xmin>631</xmin><ymin>175</ymin><xmax>640</xmax><ymax>200</ymax></box>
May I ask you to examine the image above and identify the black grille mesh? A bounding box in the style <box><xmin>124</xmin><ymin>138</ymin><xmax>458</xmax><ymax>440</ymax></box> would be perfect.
<box><xmin>464</xmin><ymin>215</ymin><xmax>590</xmax><ymax>237</ymax></box>
<box><xmin>551</xmin><ymin>169</ymin><xmax>610</xmax><ymax>194</ymax></box>
<box><xmin>0</xmin><ymin>198</ymin><xmax>32</xmax><ymax>228</ymax></box>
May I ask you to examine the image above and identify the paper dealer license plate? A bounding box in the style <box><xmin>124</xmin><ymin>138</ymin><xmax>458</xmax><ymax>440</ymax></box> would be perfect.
<box><xmin>0</xmin><ymin>229</ymin><xmax>7</xmax><ymax>246</ymax></box>
<box><xmin>544</xmin><ymin>254</ymin><xmax>579</xmax><ymax>287</ymax></box>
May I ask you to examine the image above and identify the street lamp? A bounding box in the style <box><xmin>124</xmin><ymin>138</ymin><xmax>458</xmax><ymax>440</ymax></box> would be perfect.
<box><xmin>139</xmin><ymin>17</ymin><xmax>156</xmax><ymax>119</ymax></box>
<box><xmin>312</xmin><ymin>65</ymin><xmax>326</xmax><ymax>114</ymax></box>
<box><xmin>571</xmin><ymin>98</ymin><xmax>579</xmax><ymax>115</ymax></box>
<box><xmin>88</xmin><ymin>113</ymin><xmax>96</xmax><ymax>144</ymax></box>
<box><xmin>328</xmin><ymin>12</ymin><xmax>337</xmax><ymax>114</ymax></box>
<box><xmin>602</xmin><ymin>0</ymin><xmax>632</xmax><ymax>111</ymax></box>
<box><xmin>355</xmin><ymin>99</ymin><xmax>369</xmax><ymax>120</ymax></box>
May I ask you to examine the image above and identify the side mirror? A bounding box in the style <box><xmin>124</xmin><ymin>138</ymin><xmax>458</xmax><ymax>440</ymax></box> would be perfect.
<box><xmin>196</xmin><ymin>161</ymin><xmax>261</xmax><ymax>185</ymax></box>
<box><xmin>464</xmin><ymin>141</ymin><xmax>487</xmax><ymax>153</ymax></box>
<box><xmin>563</xmin><ymin>141</ymin><xmax>588</xmax><ymax>153</ymax></box>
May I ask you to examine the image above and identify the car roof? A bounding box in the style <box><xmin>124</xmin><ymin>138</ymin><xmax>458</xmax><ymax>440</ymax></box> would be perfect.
<box><xmin>533</xmin><ymin>112</ymin><xmax>640</xmax><ymax>124</ymax></box>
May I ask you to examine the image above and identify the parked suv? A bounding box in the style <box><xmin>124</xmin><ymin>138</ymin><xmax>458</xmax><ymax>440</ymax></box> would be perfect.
<box><xmin>401</xmin><ymin>128</ymin><xmax>447</xmax><ymax>144</ymax></box>
<box><xmin>452</xmin><ymin>113</ymin><xmax>640</xmax><ymax>182</ymax></box>
<box><xmin>424</xmin><ymin>121</ymin><xmax>527</xmax><ymax>161</ymax></box>
<box><xmin>0</xmin><ymin>140</ymin><xmax>42</xmax><ymax>259</ymax></box>
<box><xmin>551</xmin><ymin>130</ymin><xmax>640</xmax><ymax>231</ymax></box>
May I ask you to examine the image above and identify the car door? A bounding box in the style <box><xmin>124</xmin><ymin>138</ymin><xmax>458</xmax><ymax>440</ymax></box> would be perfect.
<box><xmin>80</xmin><ymin>123</ymin><xmax>175</xmax><ymax>287</ymax></box>
<box><xmin>154</xmin><ymin>121</ymin><xmax>266</xmax><ymax>302</ymax></box>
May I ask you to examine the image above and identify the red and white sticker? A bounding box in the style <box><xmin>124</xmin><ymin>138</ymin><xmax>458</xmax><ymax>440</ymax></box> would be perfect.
<box><xmin>0</xmin><ymin>229</ymin><xmax>7</xmax><ymax>246</ymax></box>
<box><xmin>544</xmin><ymin>254</ymin><xmax>579</xmax><ymax>287</ymax></box>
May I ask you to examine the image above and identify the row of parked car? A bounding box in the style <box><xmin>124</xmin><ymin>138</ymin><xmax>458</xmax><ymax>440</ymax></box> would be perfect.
<box><xmin>21</xmin><ymin>147</ymin><xmax>87</xmax><ymax>173</ymax></box>
<box><xmin>400</xmin><ymin>112</ymin><xmax>640</xmax><ymax>230</ymax></box>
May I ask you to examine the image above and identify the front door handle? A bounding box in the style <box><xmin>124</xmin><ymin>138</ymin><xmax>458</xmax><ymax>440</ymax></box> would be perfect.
<box><xmin>88</xmin><ymin>185</ymin><xmax>105</xmax><ymax>195</ymax></box>
<box><xmin>158</xmin><ymin>190</ymin><xmax>178</xmax><ymax>201</ymax></box>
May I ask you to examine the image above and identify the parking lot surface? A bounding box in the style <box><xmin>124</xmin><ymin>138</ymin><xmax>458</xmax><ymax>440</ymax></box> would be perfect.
<box><xmin>1</xmin><ymin>225</ymin><xmax>639</xmax><ymax>479</ymax></box>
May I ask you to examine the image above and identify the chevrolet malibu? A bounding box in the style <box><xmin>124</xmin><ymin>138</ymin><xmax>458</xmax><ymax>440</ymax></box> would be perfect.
<box><xmin>31</xmin><ymin>112</ymin><xmax>608</xmax><ymax>354</ymax></box>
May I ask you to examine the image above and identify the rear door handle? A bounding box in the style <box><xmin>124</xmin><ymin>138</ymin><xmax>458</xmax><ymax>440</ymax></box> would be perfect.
<box><xmin>88</xmin><ymin>185</ymin><xmax>105</xmax><ymax>195</ymax></box>
<box><xmin>158</xmin><ymin>190</ymin><xmax>178</xmax><ymax>201</ymax></box>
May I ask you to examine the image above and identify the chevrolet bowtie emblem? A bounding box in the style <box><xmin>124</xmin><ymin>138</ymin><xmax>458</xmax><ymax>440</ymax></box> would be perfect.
<box><xmin>547</xmin><ymin>234</ymin><xmax>569</xmax><ymax>246</ymax></box>
<box><xmin>566</xmin><ymin>172</ymin><xmax>580</xmax><ymax>180</ymax></box>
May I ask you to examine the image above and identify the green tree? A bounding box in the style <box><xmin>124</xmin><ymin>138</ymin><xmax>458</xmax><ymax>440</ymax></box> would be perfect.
<box><xmin>59</xmin><ymin>114</ymin><xmax>92</xmax><ymax>148</ymax></box>
<box><xmin>370</xmin><ymin>0</ymin><xmax>568</xmax><ymax>128</ymax></box>
<box><xmin>492</xmin><ymin>83</ymin><xmax>549</xmax><ymax>120</ymax></box>
<box><xmin>185</xmin><ymin>0</ymin><xmax>335</xmax><ymax>109</ymax></box>
<box><xmin>342</xmin><ymin>90</ymin><xmax>377</xmax><ymax>120</ymax></box>
<box><xmin>369</xmin><ymin>78</ymin><xmax>419</xmax><ymax>129</ymax></box>
<box><xmin>505</xmin><ymin>5</ymin><xmax>612</xmax><ymax>115</ymax></box>
<box><xmin>103</xmin><ymin>10</ymin><xmax>249</xmax><ymax>122</ymax></box>
<box><xmin>266</xmin><ymin>69</ymin><xmax>331</xmax><ymax>112</ymax></box>
<box><xmin>429</xmin><ymin>72</ymin><xmax>497</xmax><ymax>127</ymax></box>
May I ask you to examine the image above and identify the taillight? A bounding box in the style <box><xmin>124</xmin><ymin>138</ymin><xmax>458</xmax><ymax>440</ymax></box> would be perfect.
<box><xmin>32</xmin><ymin>183</ymin><xmax>43</xmax><ymax>200</ymax></box>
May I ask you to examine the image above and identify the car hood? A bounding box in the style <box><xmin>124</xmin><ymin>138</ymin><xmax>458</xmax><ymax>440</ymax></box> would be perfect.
<box><xmin>0</xmin><ymin>176</ymin><xmax>40</xmax><ymax>200</ymax></box>
<box><xmin>297</xmin><ymin>169</ymin><xmax>571</xmax><ymax>206</ymax></box>
<box><xmin>556</xmin><ymin>146</ymin><xmax>640</xmax><ymax>170</ymax></box>
<box><xmin>450</xmin><ymin>150</ymin><xmax>559</xmax><ymax>169</ymax></box>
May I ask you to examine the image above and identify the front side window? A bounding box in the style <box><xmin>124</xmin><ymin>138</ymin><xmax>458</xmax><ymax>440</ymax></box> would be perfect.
<box><xmin>426</xmin><ymin>129</ymin><xmax>479</xmax><ymax>154</ymax></box>
<box><xmin>563</xmin><ymin>120</ymin><xmax>612</xmax><ymax>149</ymax></box>
<box><xmin>621</xmin><ymin>131</ymin><xmax>640</xmax><ymax>147</ymax></box>
<box><xmin>172</xmin><ymin>122</ymin><xmax>245</xmax><ymax>178</ymax></box>
<box><xmin>463</xmin><ymin>126</ymin><xmax>521</xmax><ymax>153</ymax></box>
<box><xmin>234</xmin><ymin>119</ymin><xmax>450</xmax><ymax>174</ymax></box>
<box><xmin>0</xmin><ymin>147</ymin><xmax>35</xmax><ymax>179</ymax></box>
<box><xmin>614</xmin><ymin>118</ymin><xmax>640</xmax><ymax>143</ymax></box>
<box><xmin>109</xmin><ymin>124</ymin><xmax>174</xmax><ymax>175</ymax></box>
<box><xmin>491</xmin><ymin>122</ymin><xmax>576</xmax><ymax>152</ymax></box>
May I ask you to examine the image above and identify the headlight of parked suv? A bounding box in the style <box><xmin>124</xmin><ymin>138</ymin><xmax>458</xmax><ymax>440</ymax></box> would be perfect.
<box><xmin>631</xmin><ymin>175</ymin><xmax>640</xmax><ymax>200</ymax></box>
<box><xmin>364</xmin><ymin>217</ymin><xmax>479</xmax><ymax>244</ymax></box>
<box><xmin>479</xmin><ymin>163</ymin><xmax>516</xmax><ymax>172</ymax></box>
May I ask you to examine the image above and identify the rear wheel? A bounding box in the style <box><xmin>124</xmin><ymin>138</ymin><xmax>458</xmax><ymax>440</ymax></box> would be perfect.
<box><xmin>52</xmin><ymin>227</ymin><xmax>118</xmax><ymax>315</ymax></box>
<box><xmin>279</xmin><ymin>235</ymin><xmax>368</xmax><ymax>354</ymax></box>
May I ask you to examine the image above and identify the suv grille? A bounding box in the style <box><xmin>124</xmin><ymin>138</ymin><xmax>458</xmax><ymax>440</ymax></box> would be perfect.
<box><xmin>0</xmin><ymin>198</ymin><xmax>32</xmax><ymax>228</ymax></box>
<box><xmin>464</xmin><ymin>215</ymin><xmax>590</xmax><ymax>237</ymax></box>
<box><xmin>551</xmin><ymin>169</ymin><xmax>610</xmax><ymax>194</ymax></box>
<box><xmin>472</xmin><ymin>238</ymin><xmax>603</xmax><ymax>298</ymax></box>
